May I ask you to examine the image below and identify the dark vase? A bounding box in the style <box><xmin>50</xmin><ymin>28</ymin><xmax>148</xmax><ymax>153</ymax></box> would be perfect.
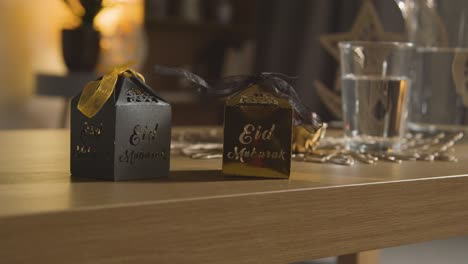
<box><xmin>62</xmin><ymin>27</ymin><xmax>101</xmax><ymax>72</ymax></box>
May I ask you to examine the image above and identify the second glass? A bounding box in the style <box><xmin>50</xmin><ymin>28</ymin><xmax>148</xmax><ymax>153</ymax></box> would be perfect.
<box><xmin>339</xmin><ymin>41</ymin><xmax>415</xmax><ymax>152</ymax></box>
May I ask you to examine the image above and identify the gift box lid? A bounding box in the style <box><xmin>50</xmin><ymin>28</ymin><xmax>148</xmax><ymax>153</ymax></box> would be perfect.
<box><xmin>72</xmin><ymin>73</ymin><xmax>170</xmax><ymax>116</ymax></box>
<box><xmin>114</xmin><ymin>74</ymin><xmax>170</xmax><ymax>107</ymax></box>
<box><xmin>225</xmin><ymin>84</ymin><xmax>291</xmax><ymax>108</ymax></box>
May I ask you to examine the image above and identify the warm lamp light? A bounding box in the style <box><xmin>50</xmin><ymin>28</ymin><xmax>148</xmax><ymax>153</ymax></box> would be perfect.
<box><xmin>0</xmin><ymin>0</ymin><xmax>144</xmax><ymax>105</ymax></box>
<box><xmin>95</xmin><ymin>0</ymin><xmax>146</xmax><ymax>74</ymax></box>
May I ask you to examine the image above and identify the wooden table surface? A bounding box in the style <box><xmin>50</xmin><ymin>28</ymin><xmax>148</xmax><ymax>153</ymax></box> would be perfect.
<box><xmin>1</xmin><ymin>129</ymin><xmax>468</xmax><ymax>263</ymax></box>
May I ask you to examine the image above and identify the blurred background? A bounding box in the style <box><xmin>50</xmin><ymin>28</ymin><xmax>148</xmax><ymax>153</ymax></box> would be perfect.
<box><xmin>2</xmin><ymin>1</ymin><xmax>468</xmax><ymax>263</ymax></box>
<box><xmin>0</xmin><ymin>0</ymin><xmax>405</xmax><ymax>129</ymax></box>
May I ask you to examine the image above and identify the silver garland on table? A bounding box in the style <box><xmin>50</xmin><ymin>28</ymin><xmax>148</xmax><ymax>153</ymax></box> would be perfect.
<box><xmin>171</xmin><ymin>128</ymin><xmax>223</xmax><ymax>159</ymax></box>
<box><xmin>172</xmin><ymin>128</ymin><xmax>464</xmax><ymax>166</ymax></box>
<box><xmin>292</xmin><ymin>131</ymin><xmax>464</xmax><ymax>165</ymax></box>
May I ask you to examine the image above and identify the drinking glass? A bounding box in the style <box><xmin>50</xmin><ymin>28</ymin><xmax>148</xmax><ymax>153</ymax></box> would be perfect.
<box><xmin>339</xmin><ymin>41</ymin><xmax>415</xmax><ymax>152</ymax></box>
<box><xmin>396</xmin><ymin>0</ymin><xmax>468</xmax><ymax>131</ymax></box>
<box><xmin>409</xmin><ymin>47</ymin><xmax>468</xmax><ymax>132</ymax></box>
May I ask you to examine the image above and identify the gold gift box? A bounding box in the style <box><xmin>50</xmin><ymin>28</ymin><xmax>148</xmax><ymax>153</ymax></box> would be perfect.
<box><xmin>222</xmin><ymin>84</ymin><xmax>293</xmax><ymax>179</ymax></box>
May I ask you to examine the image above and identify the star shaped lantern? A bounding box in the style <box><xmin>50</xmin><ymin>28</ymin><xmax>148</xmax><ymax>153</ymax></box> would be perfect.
<box><xmin>315</xmin><ymin>0</ymin><xmax>404</xmax><ymax>118</ymax></box>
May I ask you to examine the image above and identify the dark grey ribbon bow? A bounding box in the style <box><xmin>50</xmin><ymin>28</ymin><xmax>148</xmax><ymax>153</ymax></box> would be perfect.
<box><xmin>154</xmin><ymin>65</ymin><xmax>322</xmax><ymax>133</ymax></box>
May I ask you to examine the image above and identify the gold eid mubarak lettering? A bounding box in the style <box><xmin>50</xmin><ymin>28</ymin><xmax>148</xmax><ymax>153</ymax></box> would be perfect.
<box><xmin>226</xmin><ymin>124</ymin><xmax>286</xmax><ymax>163</ymax></box>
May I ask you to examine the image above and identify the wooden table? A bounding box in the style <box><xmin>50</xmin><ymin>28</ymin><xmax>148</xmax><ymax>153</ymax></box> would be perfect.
<box><xmin>1</xmin><ymin>129</ymin><xmax>468</xmax><ymax>264</ymax></box>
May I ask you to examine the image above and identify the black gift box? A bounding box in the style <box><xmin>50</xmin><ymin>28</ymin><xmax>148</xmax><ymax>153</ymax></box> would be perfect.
<box><xmin>222</xmin><ymin>84</ymin><xmax>293</xmax><ymax>178</ymax></box>
<box><xmin>70</xmin><ymin>74</ymin><xmax>171</xmax><ymax>181</ymax></box>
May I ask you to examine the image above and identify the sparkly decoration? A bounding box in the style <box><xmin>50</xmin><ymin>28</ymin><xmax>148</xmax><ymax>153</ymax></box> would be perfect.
<box><xmin>126</xmin><ymin>86</ymin><xmax>158</xmax><ymax>103</ymax></box>
<box><xmin>292</xmin><ymin>132</ymin><xmax>463</xmax><ymax>165</ymax></box>
<box><xmin>172</xmin><ymin>129</ymin><xmax>463</xmax><ymax>166</ymax></box>
<box><xmin>315</xmin><ymin>0</ymin><xmax>405</xmax><ymax>118</ymax></box>
<box><xmin>292</xmin><ymin>123</ymin><xmax>328</xmax><ymax>153</ymax></box>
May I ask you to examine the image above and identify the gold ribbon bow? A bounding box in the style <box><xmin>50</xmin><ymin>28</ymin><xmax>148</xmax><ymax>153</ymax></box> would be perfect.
<box><xmin>78</xmin><ymin>65</ymin><xmax>145</xmax><ymax>118</ymax></box>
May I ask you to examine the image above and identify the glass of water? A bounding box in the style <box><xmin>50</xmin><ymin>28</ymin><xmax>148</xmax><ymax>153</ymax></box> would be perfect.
<box><xmin>409</xmin><ymin>47</ymin><xmax>468</xmax><ymax>132</ymax></box>
<box><xmin>398</xmin><ymin>0</ymin><xmax>468</xmax><ymax>132</ymax></box>
<box><xmin>339</xmin><ymin>41</ymin><xmax>415</xmax><ymax>152</ymax></box>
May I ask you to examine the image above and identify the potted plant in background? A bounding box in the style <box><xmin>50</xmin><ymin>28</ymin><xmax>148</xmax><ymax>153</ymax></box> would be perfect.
<box><xmin>62</xmin><ymin>0</ymin><xmax>104</xmax><ymax>72</ymax></box>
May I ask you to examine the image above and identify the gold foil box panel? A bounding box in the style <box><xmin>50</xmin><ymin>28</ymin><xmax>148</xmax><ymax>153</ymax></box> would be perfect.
<box><xmin>222</xmin><ymin>104</ymin><xmax>293</xmax><ymax>179</ymax></box>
